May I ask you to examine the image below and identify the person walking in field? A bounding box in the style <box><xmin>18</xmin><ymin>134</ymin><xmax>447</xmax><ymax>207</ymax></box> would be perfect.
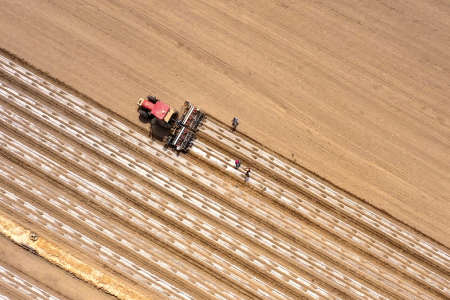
<box><xmin>245</xmin><ymin>167</ymin><xmax>251</xmax><ymax>182</ymax></box>
<box><xmin>235</xmin><ymin>159</ymin><xmax>241</xmax><ymax>169</ymax></box>
<box><xmin>231</xmin><ymin>117</ymin><xmax>239</xmax><ymax>131</ymax></box>
<box><xmin>245</xmin><ymin>167</ymin><xmax>251</xmax><ymax>176</ymax></box>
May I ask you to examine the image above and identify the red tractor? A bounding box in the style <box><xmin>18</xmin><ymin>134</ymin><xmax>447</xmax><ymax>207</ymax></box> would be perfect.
<box><xmin>137</xmin><ymin>95</ymin><xmax>179</xmax><ymax>128</ymax></box>
<box><xmin>137</xmin><ymin>95</ymin><xmax>206</xmax><ymax>152</ymax></box>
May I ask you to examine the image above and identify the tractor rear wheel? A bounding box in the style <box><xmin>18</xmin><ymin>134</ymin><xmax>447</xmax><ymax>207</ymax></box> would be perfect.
<box><xmin>147</xmin><ymin>95</ymin><xmax>158</xmax><ymax>104</ymax></box>
<box><xmin>139</xmin><ymin>110</ymin><xmax>149</xmax><ymax>118</ymax></box>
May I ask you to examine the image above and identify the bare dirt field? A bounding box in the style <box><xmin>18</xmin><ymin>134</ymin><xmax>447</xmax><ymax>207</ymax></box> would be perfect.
<box><xmin>0</xmin><ymin>0</ymin><xmax>449</xmax><ymax>299</ymax></box>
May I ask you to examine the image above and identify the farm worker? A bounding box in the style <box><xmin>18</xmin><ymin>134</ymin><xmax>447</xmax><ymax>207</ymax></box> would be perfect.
<box><xmin>235</xmin><ymin>159</ymin><xmax>241</xmax><ymax>169</ymax></box>
<box><xmin>244</xmin><ymin>167</ymin><xmax>251</xmax><ymax>182</ymax></box>
<box><xmin>231</xmin><ymin>117</ymin><xmax>239</xmax><ymax>131</ymax></box>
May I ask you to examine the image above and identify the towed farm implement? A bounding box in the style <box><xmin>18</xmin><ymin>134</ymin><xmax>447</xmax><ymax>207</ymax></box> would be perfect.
<box><xmin>137</xmin><ymin>95</ymin><xmax>206</xmax><ymax>152</ymax></box>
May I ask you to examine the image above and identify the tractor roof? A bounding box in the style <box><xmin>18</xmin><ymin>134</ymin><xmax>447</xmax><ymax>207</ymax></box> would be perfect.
<box><xmin>151</xmin><ymin>101</ymin><xmax>171</xmax><ymax>120</ymax></box>
<box><xmin>141</xmin><ymin>99</ymin><xmax>155</xmax><ymax>111</ymax></box>
<box><xmin>140</xmin><ymin>99</ymin><xmax>171</xmax><ymax>120</ymax></box>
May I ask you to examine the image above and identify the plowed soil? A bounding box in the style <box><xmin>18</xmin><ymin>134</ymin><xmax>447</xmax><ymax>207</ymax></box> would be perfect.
<box><xmin>0</xmin><ymin>1</ymin><xmax>449</xmax><ymax>300</ymax></box>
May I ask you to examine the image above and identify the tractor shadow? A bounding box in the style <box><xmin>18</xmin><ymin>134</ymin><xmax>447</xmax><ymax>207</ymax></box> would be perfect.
<box><xmin>138</xmin><ymin>115</ymin><xmax>151</xmax><ymax>124</ymax></box>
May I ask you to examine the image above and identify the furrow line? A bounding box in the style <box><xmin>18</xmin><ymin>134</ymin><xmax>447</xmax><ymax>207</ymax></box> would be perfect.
<box><xmin>0</xmin><ymin>189</ymin><xmax>193</xmax><ymax>300</ymax></box>
<box><xmin>191</xmin><ymin>141</ymin><xmax>443</xmax><ymax>299</ymax></box>
<box><xmin>196</xmin><ymin>122</ymin><xmax>450</xmax><ymax>294</ymax></box>
<box><xmin>200</xmin><ymin>119</ymin><xmax>450</xmax><ymax>271</ymax></box>
<box><xmin>0</xmin><ymin>164</ymin><xmax>240</xmax><ymax>300</ymax></box>
<box><xmin>0</xmin><ymin>130</ymin><xmax>307</xmax><ymax>299</ymax></box>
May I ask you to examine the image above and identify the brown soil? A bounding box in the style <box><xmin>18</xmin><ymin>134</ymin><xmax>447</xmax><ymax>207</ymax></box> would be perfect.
<box><xmin>0</xmin><ymin>0</ymin><xmax>449</xmax><ymax>299</ymax></box>
<box><xmin>0</xmin><ymin>233</ymin><xmax>117</xmax><ymax>300</ymax></box>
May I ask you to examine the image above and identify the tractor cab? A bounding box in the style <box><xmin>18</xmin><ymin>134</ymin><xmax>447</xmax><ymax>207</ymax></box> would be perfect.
<box><xmin>137</xmin><ymin>96</ymin><xmax>178</xmax><ymax>127</ymax></box>
<box><xmin>136</xmin><ymin>95</ymin><xmax>206</xmax><ymax>152</ymax></box>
